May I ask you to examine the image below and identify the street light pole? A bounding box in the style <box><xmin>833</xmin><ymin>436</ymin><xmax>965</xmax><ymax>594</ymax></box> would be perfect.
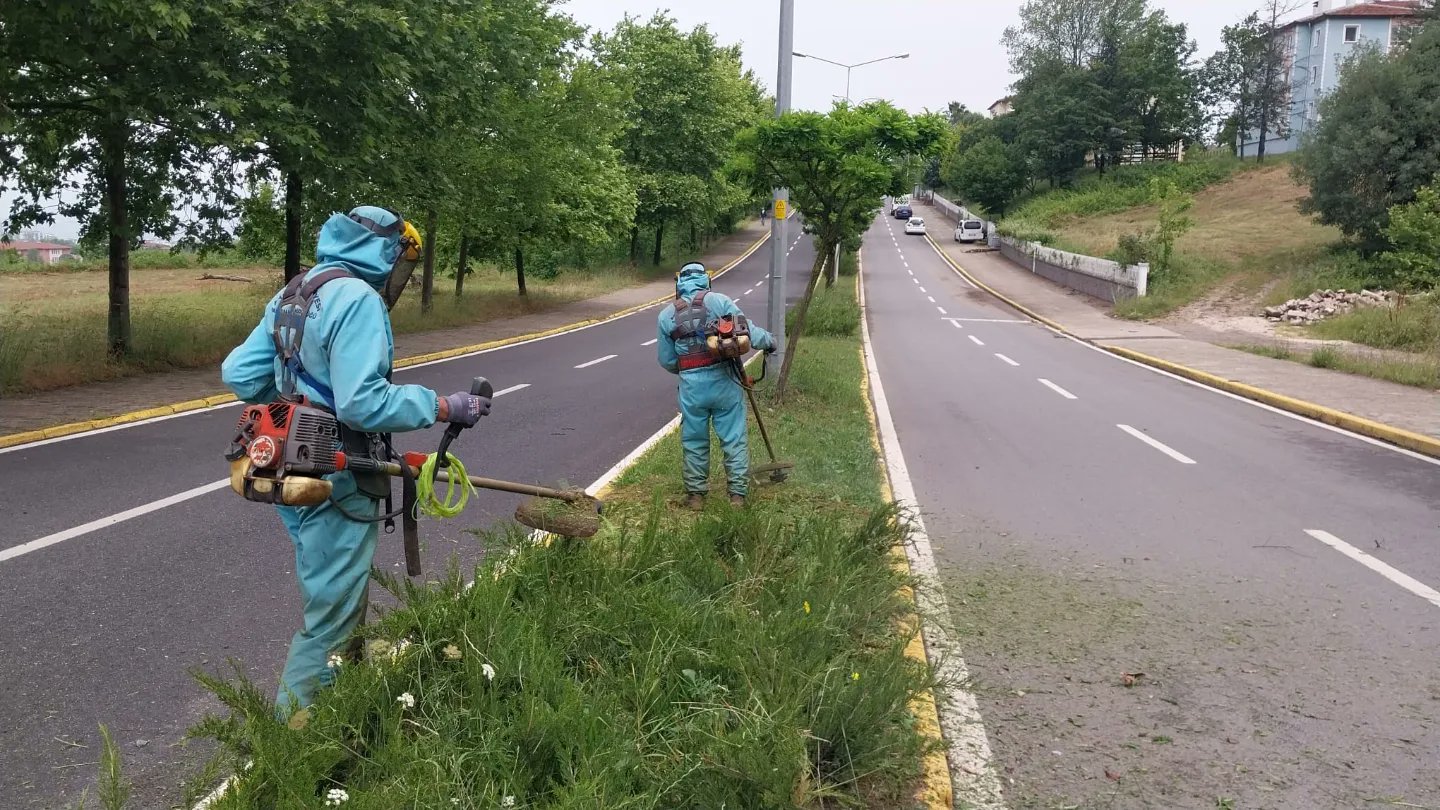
<box><xmin>767</xmin><ymin>0</ymin><xmax>794</xmax><ymax>365</ymax></box>
<box><xmin>792</xmin><ymin>51</ymin><xmax>908</xmax><ymax>283</ymax></box>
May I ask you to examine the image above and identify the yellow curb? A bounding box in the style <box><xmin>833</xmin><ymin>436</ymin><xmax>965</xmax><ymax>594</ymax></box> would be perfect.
<box><xmin>925</xmin><ymin>234</ymin><xmax>1440</xmax><ymax>461</ymax></box>
<box><xmin>856</xmin><ymin>265</ymin><xmax>954</xmax><ymax>810</ymax></box>
<box><xmin>0</xmin><ymin>232</ymin><xmax>771</xmax><ymax>452</ymax></box>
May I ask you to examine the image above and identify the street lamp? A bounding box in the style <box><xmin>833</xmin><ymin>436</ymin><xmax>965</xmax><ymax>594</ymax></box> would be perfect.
<box><xmin>793</xmin><ymin>51</ymin><xmax>907</xmax><ymax>283</ymax></box>
<box><xmin>793</xmin><ymin>51</ymin><xmax>909</xmax><ymax>102</ymax></box>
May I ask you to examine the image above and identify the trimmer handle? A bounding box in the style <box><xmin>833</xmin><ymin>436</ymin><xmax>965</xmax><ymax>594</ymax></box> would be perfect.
<box><xmin>436</xmin><ymin>376</ymin><xmax>492</xmax><ymax>466</ymax></box>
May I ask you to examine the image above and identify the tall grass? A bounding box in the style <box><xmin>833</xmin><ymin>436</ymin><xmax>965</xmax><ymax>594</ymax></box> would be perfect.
<box><xmin>184</xmin><ymin>278</ymin><xmax>937</xmax><ymax>808</ymax></box>
<box><xmin>1309</xmin><ymin>298</ymin><xmax>1440</xmax><ymax>353</ymax></box>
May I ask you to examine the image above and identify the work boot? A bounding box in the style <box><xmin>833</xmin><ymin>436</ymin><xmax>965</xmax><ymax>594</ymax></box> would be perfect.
<box><xmin>684</xmin><ymin>493</ymin><xmax>705</xmax><ymax>511</ymax></box>
<box><xmin>729</xmin><ymin>494</ymin><xmax>746</xmax><ymax>508</ymax></box>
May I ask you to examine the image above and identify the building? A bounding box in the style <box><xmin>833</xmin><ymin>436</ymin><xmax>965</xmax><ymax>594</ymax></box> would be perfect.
<box><xmin>0</xmin><ymin>240</ymin><xmax>73</xmax><ymax>265</ymax></box>
<box><xmin>987</xmin><ymin>96</ymin><xmax>1014</xmax><ymax>117</ymax></box>
<box><xmin>1241</xmin><ymin>0</ymin><xmax>1420</xmax><ymax>158</ymax></box>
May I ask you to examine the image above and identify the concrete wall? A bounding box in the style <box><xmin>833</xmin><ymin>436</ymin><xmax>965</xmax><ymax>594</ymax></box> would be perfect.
<box><xmin>926</xmin><ymin>190</ymin><xmax>1147</xmax><ymax>302</ymax></box>
<box><xmin>998</xmin><ymin>237</ymin><xmax>1149</xmax><ymax>302</ymax></box>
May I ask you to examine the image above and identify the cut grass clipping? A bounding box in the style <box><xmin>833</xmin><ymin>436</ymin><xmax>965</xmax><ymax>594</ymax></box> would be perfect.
<box><xmin>183</xmin><ymin>280</ymin><xmax>939</xmax><ymax>809</ymax></box>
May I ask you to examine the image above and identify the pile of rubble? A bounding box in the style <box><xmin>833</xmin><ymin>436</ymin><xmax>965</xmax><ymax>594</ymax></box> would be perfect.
<box><xmin>1263</xmin><ymin>289</ymin><xmax>1397</xmax><ymax>324</ymax></box>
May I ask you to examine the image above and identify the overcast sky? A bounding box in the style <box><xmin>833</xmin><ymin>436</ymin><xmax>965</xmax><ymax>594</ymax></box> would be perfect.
<box><xmin>567</xmin><ymin>0</ymin><xmax>1267</xmax><ymax>113</ymax></box>
<box><xmin>6</xmin><ymin>0</ymin><xmax>1272</xmax><ymax>242</ymax></box>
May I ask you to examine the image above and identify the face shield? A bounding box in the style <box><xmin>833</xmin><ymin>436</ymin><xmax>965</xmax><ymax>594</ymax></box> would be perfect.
<box><xmin>348</xmin><ymin>208</ymin><xmax>423</xmax><ymax>310</ymax></box>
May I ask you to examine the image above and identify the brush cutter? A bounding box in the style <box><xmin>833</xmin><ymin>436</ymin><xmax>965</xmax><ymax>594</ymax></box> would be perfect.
<box><xmin>225</xmin><ymin>377</ymin><xmax>603</xmax><ymax>575</ymax></box>
<box><xmin>732</xmin><ymin>354</ymin><xmax>794</xmax><ymax>485</ymax></box>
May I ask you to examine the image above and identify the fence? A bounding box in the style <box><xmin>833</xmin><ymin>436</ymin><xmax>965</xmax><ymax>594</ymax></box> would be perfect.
<box><xmin>928</xmin><ymin>190</ymin><xmax>1147</xmax><ymax>302</ymax></box>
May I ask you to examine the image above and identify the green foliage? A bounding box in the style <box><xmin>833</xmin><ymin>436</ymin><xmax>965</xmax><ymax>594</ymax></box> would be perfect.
<box><xmin>1006</xmin><ymin>152</ymin><xmax>1240</xmax><ymax>229</ymax></box>
<box><xmin>1150</xmin><ymin>178</ymin><xmax>1194</xmax><ymax>278</ymax></box>
<box><xmin>234</xmin><ymin>185</ymin><xmax>286</xmax><ymax>266</ymax></box>
<box><xmin>1203</xmin><ymin>9</ymin><xmax>1293</xmax><ymax>160</ymax></box>
<box><xmin>1295</xmin><ymin>24</ymin><xmax>1440</xmax><ymax>249</ymax></box>
<box><xmin>1311</xmin><ymin>297</ymin><xmax>1440</xmax><ymax>352</ymax></box>
<box><xmin>1375</xmin><ymin>184</ymin><xmax>1440</xmax><ymax>291</ymax></box>
<box><xmin>942</xmin><ymin>136</ymin><xmax>1028</xmax><ymax>216</ymax></box>
<box><xmin>96</xmin><ymin>725</ymin><xmax>130</xmax><ymax>810</ymax></box>
<box><xmin>1108</xmin><ymin>231</ymin><xmax>1153</xmax><ymax>266</ymax></box>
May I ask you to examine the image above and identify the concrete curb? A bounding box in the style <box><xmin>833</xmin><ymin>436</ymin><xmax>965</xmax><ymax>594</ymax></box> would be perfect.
<box><xmin>855</xmin><ymin>258</ymin><xmax>957</xmax><ymax>810</ymax></box>
<box><xmin>922</xmin><ymin>235</ymin><xmax>1440</xmax><ymax>461</ymax></box>
<box><xmin>0</xmin><ymin>233</ymin><xmax>770</xmax><ymax>451</ymax></box>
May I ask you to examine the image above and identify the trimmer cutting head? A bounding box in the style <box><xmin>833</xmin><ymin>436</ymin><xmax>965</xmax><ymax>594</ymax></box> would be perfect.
<box><xmin>751</xmin><ymin>461</ymin><xmax>794</xmax><ymax>484</ymax></box>
<box><xmin>512</xmin><ymin>490</ymin><xmax>603</xmax><ymax>538</ymax></box>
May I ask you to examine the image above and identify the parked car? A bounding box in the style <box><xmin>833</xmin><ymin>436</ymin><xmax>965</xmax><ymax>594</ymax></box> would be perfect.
<box><xmin>904</xmin><ymin>217</ymin><xmax>927</xmax><ymax>236</ymax></box>
<box><xmin>955</xmin><ymin>219</ymin><xmax>986</xmax><ymax>243</ymax></box>
<box><xmin>893</xmin><ymin>204</ymin><xmax>913</xmax><ymax>219</ymax></box>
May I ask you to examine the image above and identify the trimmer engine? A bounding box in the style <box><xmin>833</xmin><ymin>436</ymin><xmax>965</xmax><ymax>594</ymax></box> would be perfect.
<box><xmin>226</xmin><ymin>399</ymin><xmax>341</xmax><ymax>506</ymax></box>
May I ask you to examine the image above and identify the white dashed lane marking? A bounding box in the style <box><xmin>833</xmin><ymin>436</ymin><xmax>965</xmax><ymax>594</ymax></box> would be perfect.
<box><xmin>1117</xmin><ymin>424</ymin><xmax>1193</xmax><ymax>463</ymax></box>
<box><xmin>968</xmin><ymin>335</ymin><xmax>985</xmax><ymax>347</ymax></box>
<box><xmin>574</xmin><ymin>354</ymin><xmax>618</xmax><ymax>369</ymax></box>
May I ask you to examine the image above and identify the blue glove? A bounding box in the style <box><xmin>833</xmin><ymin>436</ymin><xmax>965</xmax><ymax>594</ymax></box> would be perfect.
<box><xmin>441</xmin><ymin>391</ymin><xmax>491</xmax><ymax>427</ymax></box>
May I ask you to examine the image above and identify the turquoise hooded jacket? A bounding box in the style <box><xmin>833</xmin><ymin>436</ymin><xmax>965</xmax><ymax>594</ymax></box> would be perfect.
<box><xmin>221</xmin><ymin>206</ymin><xmax>438</xmax><ymax>432</ymax></box>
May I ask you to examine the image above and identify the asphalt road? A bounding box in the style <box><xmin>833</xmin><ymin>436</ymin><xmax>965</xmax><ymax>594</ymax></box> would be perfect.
<box><xmin>0</xmin><ymin>230</ymin><xmax>816</xmax><ymax>808</ymax></box>
<box><xmin>863</xmin><ymin>214</ymin><xmax>1440</xmax><ymax>807</ymax></box>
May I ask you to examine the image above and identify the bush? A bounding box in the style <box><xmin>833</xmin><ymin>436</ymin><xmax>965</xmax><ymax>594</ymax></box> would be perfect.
<box><xmin>1107</xmin><ymin>231</ymin><xmax>1153</xmax><ymax>266</ymax></box>
<box><xmin>1375</xmin><ymin>183</ymin><xmax>1440</xmax><ymax>291</ymax></box>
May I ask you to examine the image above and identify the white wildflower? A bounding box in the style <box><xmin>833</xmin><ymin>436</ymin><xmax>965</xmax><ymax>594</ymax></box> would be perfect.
<box><xmin>390</xmin><ymin>638</ymin><xmax>413</xmax><ymax>661</ymax></box>
<box><xmin>481</xmin><ymin>663</ymin><xmax>496</xmax><ymax>682</ymax></box>
<box><xmin>397</xmin><ymin>692</ymin><xmax>415</xmax><ymax>709</ymax></box>
<box><xmin>326</xmin><ymin>654</ymin><xmax>345</xmax><ymax>670</ymax></box>
<box><xmin>451</xmin><ymin>800</ymin><xmax>461</xmax><ymax>806</ymax></box>
<box><xmin>324</xmin><ymin>787</ymin><xmax>349</xmax><ymax>806</ymax></box>
<box><xmin>502</xmin><ymin>797</ymin><xmax>516</xmax><ymax>808</ymax></box>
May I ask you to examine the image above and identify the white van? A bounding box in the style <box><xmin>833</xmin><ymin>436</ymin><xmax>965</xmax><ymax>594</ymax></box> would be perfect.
<box><xmin>954</xmin><ymin>219</ymin><xmax>986</xmax><ymax>244</ymax></box>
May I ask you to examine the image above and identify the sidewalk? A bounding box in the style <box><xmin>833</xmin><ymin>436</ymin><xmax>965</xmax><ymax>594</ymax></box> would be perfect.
<box><xmin>0</xmin><ymin>223</ymin><xmax>766</xmax><ymax>435</ymax></box>
<box><xmin>918</xmin><ymin>203</ymin><xmax>1440</xmax><ymax>440</ymax></box>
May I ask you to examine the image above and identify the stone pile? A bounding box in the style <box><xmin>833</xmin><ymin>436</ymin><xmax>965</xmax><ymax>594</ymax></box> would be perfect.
<box><xmin>1263</xmin><ymin>289</ymin><xmax>1397</xmax><ymax>324</ymax></box>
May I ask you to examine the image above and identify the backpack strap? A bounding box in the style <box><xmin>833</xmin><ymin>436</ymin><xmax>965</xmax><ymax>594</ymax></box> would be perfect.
<box><xmin>668</xmin><ymin>290</ymin><xmax>710</xmax><ymax>342</ymax></box>
<box><xmin>272</xmin><ymin>267</ymin><xmax>356</xmax><ymax>404</ymax></box>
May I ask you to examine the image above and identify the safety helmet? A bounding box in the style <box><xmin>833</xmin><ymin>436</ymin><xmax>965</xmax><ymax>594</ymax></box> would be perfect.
<box><xmin>347</xmin><ymin>206</ymin><xmax>423</xmax><ymax>310</ymax></box>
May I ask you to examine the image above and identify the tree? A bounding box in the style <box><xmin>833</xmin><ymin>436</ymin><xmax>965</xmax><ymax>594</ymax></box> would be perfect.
<box><xmin>1204</xmin><ymin>3</ymin><xmax>1301</xmax><ymax>163</ymax></box>
<box><xmin>943</xmin><ymin>136</ymin><xmax>1028</xmax><ymax>217</ymax></box>
<box><xmin>1013</xmin><ymin>61</ymin><xmax>1107</xmax><ymax>185</ymax></box>
<box><xmin>1375</xmin><ymin>182</ymin><xmax>1440</xmax><ymax>291</ymax></box>
<box><xmin>945</xmin><ymin>101</ymin><xmax>986</xmax><ymax>127</ymax></box>
<box><xmin>1</xmin><ymin>0</ymin><xmax>259</xmax><ymax>356</ymax></box>
<box><xmin>596</xmin><ymin>14</ymin><xmax>757</xmax><ymax>266</ymax></box>
<box><xmin>1295</xmin><ymin>23</ymin><xmax>1440</xmax><ymax>250</ymax></box>
<box><xmin>741</xmin><ymin>102</ymin><xmax>946</xmax><ymax>400</ymax></box>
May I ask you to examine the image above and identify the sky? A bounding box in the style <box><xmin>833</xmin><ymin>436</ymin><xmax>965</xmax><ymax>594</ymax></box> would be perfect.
<box><xmin>566</xmin><ymin>0</ymin><xmax>1266</xmax><ymax>113</ymax></box>
<box><xmin>6</xmin><ymin>0</ymin><xmax>1269</xmax><ymax>242</ymax></box>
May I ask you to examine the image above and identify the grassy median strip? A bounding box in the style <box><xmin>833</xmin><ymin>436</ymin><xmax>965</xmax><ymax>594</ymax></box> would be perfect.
<box><xmin>181</xmin><ymin>279</ymin><xmax>938</xmax><ymax>809</ymax></box>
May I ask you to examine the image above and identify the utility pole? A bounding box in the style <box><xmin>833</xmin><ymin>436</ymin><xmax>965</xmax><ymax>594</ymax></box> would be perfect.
<box><xmin>767</xmin><ymin>0</ymin><xmax>794</xmax><ymax>364</ymax></box>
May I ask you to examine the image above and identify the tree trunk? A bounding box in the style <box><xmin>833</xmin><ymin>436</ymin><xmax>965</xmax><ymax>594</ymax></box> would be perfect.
<box><xmin>825</xmin><ymin>244</ymin><xmax>838</xmax><ymax>288</ymax></box>
<box><xmin>629</xmin><ymin>226</ymin><xmax>640</xmax><ymax>264</ymax></box>
<box><xmin>454</xmin><ymin>235</ymin><xmax>470</xmax><ymax>297</ymax></box>
<box><xmin>284</xmin><ymin>171</ymin><xmax>303</xmax><ymax>281</ymax></box>
<box><xmin>1257</xmin><ymin>104</ymin><xmax>1268</xmax><ymax>164</ymax></box>
<box><xmin>102</xmin><ymin>123</ymin><xmax>132</xmax><ymax>357</ymax></box>
<box><xmin>689</xmin><ymin>222</ymin><xmax>697</xmax><ymax>251</ymax></box>
<box><xmin>420</xmin><ymin>208</ymin><xmax>437</xmax><ymax>313</ymax></box>
<box><xmin>774</xmin><ymin>249</ymin><xmax>828</xmax><ymax>403</ymax></box>
<box><xmin>652</xmin><ymin>221</ymin><xmax>664</xmax><ymax>266</ymax></box>
<box><xmin>514</xmin><ymin>245</ymin><xmax>527</xmax><ymax>296</ymax></box>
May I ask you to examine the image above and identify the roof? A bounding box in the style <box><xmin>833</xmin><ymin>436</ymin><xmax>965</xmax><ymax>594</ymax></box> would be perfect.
<box><xmin>1</xmin><ymin>240</ymin><xmax>72</xmax><ymax>251</ymax></box>
<box><xmin>1285</xmin><ymin>1</ymin><xmax>1420</xmax><ymax>28</ymax></box>
<box><xmin>988</xmin><ymin>96</ymin><xmax>1014</xmax><ymax>109</ymax></box>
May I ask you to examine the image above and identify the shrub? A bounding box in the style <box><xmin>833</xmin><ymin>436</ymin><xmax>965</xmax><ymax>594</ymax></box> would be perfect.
<box><xmin>1375</xmin><ymin>183</ymin><xmax>1440</xmax><ymax>291</ymax></box>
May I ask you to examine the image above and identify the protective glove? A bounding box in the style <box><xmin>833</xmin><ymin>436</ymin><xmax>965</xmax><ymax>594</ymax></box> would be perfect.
<box><xmin>441</xmin><ymin>391</ymin><xmax>491</xmax><ymax>427</ymax></box>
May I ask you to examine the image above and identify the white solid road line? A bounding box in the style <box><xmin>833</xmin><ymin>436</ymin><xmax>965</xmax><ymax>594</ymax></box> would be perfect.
<box><xmin>858</xmin><ymin>260</ymin><xmax>1006</xmax><ymax>806</ymax></box>
<box><xmin>641</xmin><ymin>338</ymin><xmax>658</xmax><ymax>346</ymax></box>
<box><xmin>969</xmin><ymin>335</ymin><xmax>986</xmax><ymax>346</ymax></box>
<box><xmin>1038</xmin><ymin>378</ymin><xmax>1078</xmax><ymax>400</ymax></box>
<box><xmin>574</xmin><ymin>354</ymin><xmax>618</xmax><ymax>369</ymax></box>
<box><xmin>4</xmin><ymin>383</ymin><xmax>535</xmax><ymax>566</ymax></box>
<box><xmin>936</xmin><ymin>306</ymin><xmax>948</xmax><ymax>315</ymax></box>
<box><xmin>0</xmin><ymin>480</ymin><xmax>231</xmax><ymax>564</ymax></box>
<box><xmin>1304</xmin><ymin>530</ymin><xmax>1440</xmax><ymax>609</ymax></box>
<box><xmin>1117</xmin><ymin>424</ymin><xmax>1195</xmax><ymax>464</ymax></box>
<box><xmin>995</xmin><ymin>353</ymin><xmax>1020</xmax><ymax>367</ymax></box>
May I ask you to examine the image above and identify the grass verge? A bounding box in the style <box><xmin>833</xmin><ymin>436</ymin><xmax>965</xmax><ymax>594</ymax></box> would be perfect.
<box><xmin>0</xmin><ymin>229</ymin><xmax>757</xmax><ymax>396</ymax></box>
<box><xmin>1228</xmin><ymin>342</ymin><xmax>1440</xmax><ymax>389</ymax></box>
<box><xmin>180</xmin><ymin>280</ymin><xmax>939</xmax><ymax>809</ymax></box>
